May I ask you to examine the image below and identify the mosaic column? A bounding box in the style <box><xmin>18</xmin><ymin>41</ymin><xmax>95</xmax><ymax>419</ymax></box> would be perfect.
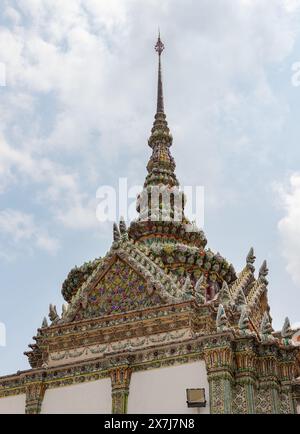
<box><xmin>204</xmin><ymin>335</ymin><xmax>234</xmax><ymax>414</ymax></box>
<box><xmin>25</xmin><ymin>381</ymin><xmax>46</xmax><ymax>414</ymax></box>
<box><xmin>234</xmin><ymin>338</ymin><xmax>257</xmax><ymax>414</ymax></box>
<box><xmin>278</xmin><ymin>349</ymin><xmax>298</xmax><ymax>414</ymax></box>
<box><xmin>256</xmin><ymin>345</ymin><xmax>280</xmax><ymax>414</ymax></box>
<box><xmin>292</xmin><ymin>383</ymin><xmax>300</xmax><ymax>414</ymax></box>
<box><xmin>110</xmin><ymin>366</ymin><xmax>132</xmax><ymax>414</ymax></box>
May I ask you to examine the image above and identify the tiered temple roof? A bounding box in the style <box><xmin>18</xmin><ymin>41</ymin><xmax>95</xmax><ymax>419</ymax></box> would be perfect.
<box><xmin>0</xmin><ymin>35</ymin><xmax>299</xmax><ymax>415</ymax></box>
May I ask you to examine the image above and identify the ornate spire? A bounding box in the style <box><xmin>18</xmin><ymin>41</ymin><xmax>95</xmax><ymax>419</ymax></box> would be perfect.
<box><xmin>155</xmin><ymin>32</ymin><xmax>165</xmax><ymax>114</ymax></box>
<box><xmin>145</xmin><ymin>33</ymin><xmax>179</xmax><ymax>188</ymax></box>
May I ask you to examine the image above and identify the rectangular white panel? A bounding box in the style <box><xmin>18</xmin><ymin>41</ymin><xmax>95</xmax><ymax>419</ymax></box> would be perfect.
<box><xmin>41</xmin><ymin>378</ymin><xmax>111</xmax><ymax>414</ymax></box>
<box><xmin>0</xmin><ymin>395</ymin><xmax>26</xmax><ymax>414</ymax></box>
<box><xmin>128</xmin><ymin>361</ymin><xmax>210</xmax><ymax>414</ymax></box>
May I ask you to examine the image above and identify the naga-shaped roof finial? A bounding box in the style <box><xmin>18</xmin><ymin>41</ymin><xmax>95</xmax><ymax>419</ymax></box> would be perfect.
<box><xmin>119</xmin><ymin>217</ymin><xmax>127</xmax><ymax>235</ymax></box>
<box><xmin>49</xmin><ymin>304</ymin><xmax>60</xmax><ymax>325</ymax></box>
<box><xmin>258</xmin><ymin>260</ymin><xmax>269</xmax><ymax>285</ymax></box>
<box><xmin>246</xmin><ymin>247</ymin><xmax>256</xmax><ymax>272</ymax></box>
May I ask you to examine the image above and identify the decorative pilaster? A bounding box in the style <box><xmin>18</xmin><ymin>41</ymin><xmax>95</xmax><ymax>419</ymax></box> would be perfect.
<box><xmin>278</xmin><ymin>349</ymin><xmax>297</xmax><ymax>414</ymax></box>
<box><xmin>292</xmin><ymin>381</ymin><xmax>300</xmax><ymax>414</ymax></box>
<box><xmin>233</xmin><ymin>338</ymin><xmax>257</xmax><ymax>414</ymax></box>
<box><xmin>25</xmin><ymin>382</ymin><xmax>46</xmax><ymax>414</ymax></box>
<box><xmin>204</xmin><ymin>334</ymin><xmax>234</xmax><ymax>414</ymax></box>
<box><xmin>256</xmin><ymin>345</ymin><xmax>280</xmax><ymax>414</ymax></box>
<box><xmin>110</xmin><ymin>365</ymin><xmax>132</xmax><ymax>414</ymax></box>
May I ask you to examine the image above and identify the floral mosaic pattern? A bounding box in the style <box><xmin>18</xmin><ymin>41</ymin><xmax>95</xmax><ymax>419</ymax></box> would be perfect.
<box><xmin>232</xmin><ymin>384</ymin><xmax>248</xmax><ymax>414</ymax></box>
<box><xmin>82</xmin><ymin>259</ymin><xmax>162</xmax><ymax>318</ymax></box>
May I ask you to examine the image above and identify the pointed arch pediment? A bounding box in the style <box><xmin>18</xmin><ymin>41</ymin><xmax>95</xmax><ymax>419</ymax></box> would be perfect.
<box><xmin>73</xmin><ymin>256</ymin><xmax>163</xmax><ymax>321</ymax></box>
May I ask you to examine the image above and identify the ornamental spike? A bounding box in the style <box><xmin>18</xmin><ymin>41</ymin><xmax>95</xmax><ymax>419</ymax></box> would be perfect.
<box><xmin>42</xmin><ymin>317</ymin><xmax>48</xmax><ymax>329</ymax></box>
<box><xmin>281</xmin><ymin>317</ymin><xmax>293</xmax><ymax>338</ymax></box>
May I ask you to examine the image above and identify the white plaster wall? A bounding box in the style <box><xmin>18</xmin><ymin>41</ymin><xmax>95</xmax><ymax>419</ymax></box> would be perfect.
<box><xmin>0</xmin><ymin>395</ymin><xmax>26</xmax><ymax>414</ymax></box>
<box><xmin>41</xmin><ymin>379</ymin><xmax>111</xmax><ymax>414</ymax></box>
<box><xmin>128</xmin><ymin>361</ymin><xmax>210</xmax><ymax>414</ymax></box>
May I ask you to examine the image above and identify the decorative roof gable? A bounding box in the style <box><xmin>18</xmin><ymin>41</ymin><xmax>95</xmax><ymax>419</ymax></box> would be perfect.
<box><xmin>73</xmin><ymin>258</ymin><xmax>163</xmax><ymax>321</ymax></box>
<box><xmin>58</xmin><ymin>239</ymin><xmax>184</xmax><ymax>325</ymax></box>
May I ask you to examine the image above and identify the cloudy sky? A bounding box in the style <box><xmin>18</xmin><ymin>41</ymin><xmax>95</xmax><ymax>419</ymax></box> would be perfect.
<box><xmin>0</xmin><ymin>0</ymin><xmax>300</xmax><ymax>375</ymax></box>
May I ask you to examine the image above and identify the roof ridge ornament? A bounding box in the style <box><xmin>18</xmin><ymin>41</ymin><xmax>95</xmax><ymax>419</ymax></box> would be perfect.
<box><xmin>246</xmin><ymin>247</ymin><xmax>256</xmax><ymax>272</ymax></box>
<box><xmin>258</xmin><ymin>260</ymin><xmax>269</xmax><ymax>285</ymax></box>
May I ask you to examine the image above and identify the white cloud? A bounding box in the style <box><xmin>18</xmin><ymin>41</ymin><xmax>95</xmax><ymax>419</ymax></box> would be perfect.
<box><xmin>0</xmin><ymin>0</ymin><xmax>300</xmax><ymax>235</ymax></box>
<box><xmin>284</xmin><ymin>0</ymin><xmax>300</xmax><ymax>12</ymax></box>
<box><xmin>0</xmin><ymin>209</ymin><xmax>60</xmax><ymax>255</ymax></box>
<box><xmin>0</xmin><ymin>134</ymin><xmax>98</xmax><ymax>230</ymax></box>
<box><xmin>277</xmin><ymin>174</ymin><xmax>300</xmax><ymax>285</ymax></box>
